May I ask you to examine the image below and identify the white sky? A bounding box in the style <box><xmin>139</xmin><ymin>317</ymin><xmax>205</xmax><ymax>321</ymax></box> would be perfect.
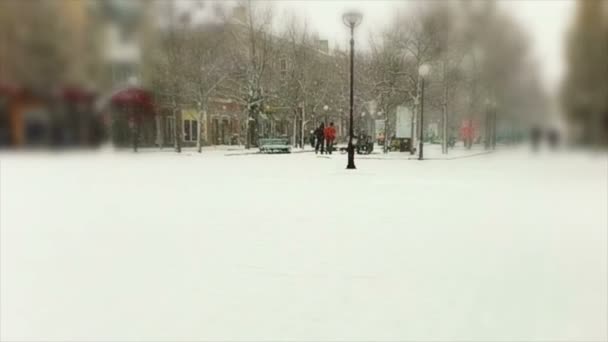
<box><xmin>499</xmin><ymin>0</ymin><xmax>575</xmax><ymax>94</ymax></box>
<box><xmin>266</xmin><ymin>0</ymin><xmax>575</xmax><ymax>95</ymax></box>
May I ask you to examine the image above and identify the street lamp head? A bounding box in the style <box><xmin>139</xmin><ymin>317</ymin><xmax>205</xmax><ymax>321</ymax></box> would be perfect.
<box><xmin>342</xmin><ymin>10</ymin><xmax>363</xmax><ymax>29</ymax></box>
<box><xmin>418</xmin><ymin>64</ymin><xmax>431</xmax><ymax>78</ymax></box>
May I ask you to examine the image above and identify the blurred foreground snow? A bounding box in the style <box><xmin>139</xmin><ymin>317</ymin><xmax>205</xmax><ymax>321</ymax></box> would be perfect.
<box><xmin>1</xmin><ymin>147</ymin><xmax>606</xmax><ymax>341</ymax></box>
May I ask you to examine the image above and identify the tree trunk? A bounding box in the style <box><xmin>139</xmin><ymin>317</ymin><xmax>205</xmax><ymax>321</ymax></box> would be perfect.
<box><xmin>245</xmin><ymin>114</ymin><xmax>250</xmax><ymax>149</ymax></box>
<box><xmin>155</xmin><ymin>114</ymin><xmax>163</xmax><ymax>150</ymax></box>
<box><xmin>492</xmin><ymin>109</ymin><xmax>497</xmax><ymax>149</ymax></box>
<box><xmin>442</xmin><ymin>60</ymin><xmax>449</xmax><ymax>154</ymax></box>
<box><xmin>410</xmin><ymin>102</ymin><xmax>417</xmax><ymax>154</ymax></box>
<box><xmin>132</xmin><ymin>122</ymin><xmax>138</xmax><ymax>152</ymax></box>
<box><xmin>197</xmin><ymin>102</ymin><xmax>206</xmax><ymax>153</ymax></box>
<box><xmin>250</xmin><ymin>111</ymin><xmax>257</xmax><ymax>147</ymax></box>
<box><xmin>300</xmin><ymin>104</ymin><xmax>305</xmax><ymax>149</ymax></box>
<box><xmin>174</xmin><ymin>105</ymin><xmax>181</xmax><ymax>153</ymax></box>
<box><xmin>442</xmin><ymin>102</ymin><xmax>448</xmax><ymax>153</ymax></box>
<box><xmin>485</xmin><ymin>108</ymin><xmax>491</xmax><ymax>150</ymax></box>
<box><xmin>384</xmin><ymin>108</ymin><xmax>389</xmax><ymax>154</ymax></box>
<box><xmin>442</xmin><ymin>23</ymin><xmax>449</xmax><ymax>155</ymax></box>
<box><xmin>292</xmin><ymin>113</ymin><xmax>298</xmax><ymax>147</ymax></box>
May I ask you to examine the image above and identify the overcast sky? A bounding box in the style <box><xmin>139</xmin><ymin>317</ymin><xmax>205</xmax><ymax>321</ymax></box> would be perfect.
<box><xmin>196</xmin><ymin>0</ymin><xmax>574</xmax><ymax>95</ymax></box>
<box><xmin>266</xmin><ymin>0</ymin><xmax>575</xmax><ymax>95</ymax></box>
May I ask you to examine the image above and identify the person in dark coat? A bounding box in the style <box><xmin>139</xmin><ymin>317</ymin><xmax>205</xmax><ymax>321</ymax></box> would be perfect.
<box><xmin>547</xmin><ymin>128</ymin><xmax>560</xmax><ymax>150</ymax></box>
<box><xmin>314</xmin><ymin>123</ymin><xmax>325</xmax><ymax>154</ymax></box>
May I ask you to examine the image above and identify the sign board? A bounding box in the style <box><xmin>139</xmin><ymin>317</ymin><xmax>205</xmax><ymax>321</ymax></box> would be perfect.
<box><xmin>395</xmin><ymin>106</ymin><xmax>412</xmax><ymax>138</ymax></box>
<box><xmin>375</xmin><ymin>119</ymin><xmax>385</xmax><ymax>139</ymax></box>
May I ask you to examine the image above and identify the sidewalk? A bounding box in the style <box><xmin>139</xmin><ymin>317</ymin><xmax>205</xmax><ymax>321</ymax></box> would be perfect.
<box><xmin>134</xmin><ymin>144</ymin><xmax>493</xmax><ymax>159</ymax></box>
<box><xmin>225</xmin><ymin>146</ymin><xmax>315</xmax><ymax>156</ymax></box>
<box><xmin>357</xmin><ymin>144</ymin><xmax>493</xmax><ymax>160</ymax></box>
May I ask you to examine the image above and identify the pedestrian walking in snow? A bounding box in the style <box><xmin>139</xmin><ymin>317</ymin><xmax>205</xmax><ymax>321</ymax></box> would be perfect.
<box><xmin>548</xmin><ymin>128</ymin><xmax>560</xmax><ymax>150</ymax></box>
<box><xmin>314</xmin><ymin>123</ymin><xmax>325</xmax><ymax>154</ymax></box>
<box><xmin>324</xmin><ymin>122</ymin><xmax>336</xmax><ymax>155</ymax></box>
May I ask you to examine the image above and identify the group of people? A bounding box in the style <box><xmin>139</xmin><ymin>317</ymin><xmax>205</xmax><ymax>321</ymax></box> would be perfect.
<box><xmin>531</xmin><ymin>126</ymin><xmax>560</xmax><ymax>151</ymax></box>
<box><xmin>310</xmin><ymin>122</ymin><xmax>337</xmax><ymax>154</ymax></box>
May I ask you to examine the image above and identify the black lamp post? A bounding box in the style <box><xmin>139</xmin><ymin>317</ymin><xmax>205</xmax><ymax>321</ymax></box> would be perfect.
<box><xmin>418</xmin><ymin>64</ymin><xmax>430</xmax><ymax>160</ymax></box>
<box><xmin>343</xmin><ymin>10</ymin><xmax>362</xmax><ymax>170</ymax></box>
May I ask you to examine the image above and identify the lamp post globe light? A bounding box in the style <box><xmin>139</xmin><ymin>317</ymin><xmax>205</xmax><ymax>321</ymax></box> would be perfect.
<box><xmin>418</xmin><ymin>63</ymin><xmax>430</xmax><ymax>160</ymax></box>
<box><xmin>343</xmin><ymin>10</ymin><xmax>362</xmax><ymax>169</ymax></box>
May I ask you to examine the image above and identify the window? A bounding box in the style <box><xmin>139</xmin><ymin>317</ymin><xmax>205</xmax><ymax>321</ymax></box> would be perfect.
<box><xmin>165</xmin><ymin>116</ymin><xmax>175</xmax><ymax>141</ymax></box>
<box><xmin>183</xmin><ymin>119</ymin><xmax>199</xmax><ymax>142</ymax></box>
<box><xmin>192</xmin><ymin>120</ymin><xmax>198</xmax><ymax>142</ymax></box>
<box><xmin>184</xmin><ymin>120</ymin><xmax>191</xmax><ymax>141</ymax></box>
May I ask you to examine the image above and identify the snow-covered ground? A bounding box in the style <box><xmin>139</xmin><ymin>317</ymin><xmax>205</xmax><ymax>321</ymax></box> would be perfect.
<box><xmin>1</xmin><ymin>146</ymin><xmax>606</xmax><ymax>341</ymax></box>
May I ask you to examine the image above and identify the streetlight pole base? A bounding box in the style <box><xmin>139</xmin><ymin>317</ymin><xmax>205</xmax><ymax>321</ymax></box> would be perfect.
<box><xmin>346</xmin><ymin>145</ymin><xmax>356</xmax><ymax>169</ymax></box>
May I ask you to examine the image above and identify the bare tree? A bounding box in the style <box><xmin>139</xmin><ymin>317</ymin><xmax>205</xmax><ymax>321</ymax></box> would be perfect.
<box><xmin>181</xmin><ymin>11</ymin><xmax>232</xmax><ymax>152</ymax></box>
<box><xmin>221</xmin><ymin>0</ymin><xmax>276</xmax><ymax>149</ymax></box>
<box><xmin>148</xmin><ymin>0</ymin><xmax>191</xmax><ymax>153</ymax></box>
<box><xmin>275</xmin><ymin>13</ymin><xmax>336</xmax><ymax>148</ymax></box>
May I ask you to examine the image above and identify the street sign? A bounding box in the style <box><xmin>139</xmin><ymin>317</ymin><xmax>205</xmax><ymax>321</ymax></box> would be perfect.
<box><xmin>396</xmin><ymin>106</ymin><xmax>412</xmax><ymax>138</ymax></box>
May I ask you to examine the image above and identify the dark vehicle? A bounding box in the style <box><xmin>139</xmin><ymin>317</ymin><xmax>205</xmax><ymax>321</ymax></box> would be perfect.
<box><xmin>388</xmin><ymin>137</ymin><xmax>412</xmax><ymax>152</ymax></box>
<box><xmin>356</xmin><ymin>133</ymin><xmax>374</xmax><ymax>154</ymax></box>
<box><xmin>339</xmin><ymin>132</ymin><xmax>374</xmax><ymax>154</ymax></box>
<box><xmin>448</xmin><ymin>136</ymin><xmax>457</xmax><ymax>148</ymax></box>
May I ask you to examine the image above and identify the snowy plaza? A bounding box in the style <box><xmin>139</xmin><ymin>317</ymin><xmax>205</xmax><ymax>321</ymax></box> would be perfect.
<box><xmin>1</xmin><ymin>146</ymin><xmax>606</xmax><ymax>341</ymax></box>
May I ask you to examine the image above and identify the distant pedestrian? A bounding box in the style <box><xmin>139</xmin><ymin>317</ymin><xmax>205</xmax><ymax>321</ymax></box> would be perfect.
<box><xmin>324</xmin><ymin>122</ymin><xmax>336</xmax><ymax>154</ymax></box>
<box><xmin>314</xmin><ymin>123</ymin><xmax>325</xmax><ymax>154</ymax></box>
<box><xmin>309</xmin><ymin>130</ymin><xmax>315</xmax><ymax>148</ymax></box>
<box><xmin>548</xmin><ymin>128</ymin><xmax>560</xmax><ymax>150</ymax></box>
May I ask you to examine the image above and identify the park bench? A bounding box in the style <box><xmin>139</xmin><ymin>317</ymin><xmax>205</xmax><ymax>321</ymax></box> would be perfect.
<box><xmin>259</xmin><ymin>138</ymin><xmax>291</xmax><ymax>153</ymax></box>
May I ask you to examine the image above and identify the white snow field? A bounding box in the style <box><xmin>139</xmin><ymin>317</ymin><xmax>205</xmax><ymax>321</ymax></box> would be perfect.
<box><xmin>1</xmin><ymin>146</ymin><xmax>606</xmax><ymax>341</ymax></box>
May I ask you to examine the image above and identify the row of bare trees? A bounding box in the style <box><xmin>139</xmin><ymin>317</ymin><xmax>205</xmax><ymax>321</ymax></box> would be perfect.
<box><xmin>362</xmin><ymin>1</ymin><xmax>547</xmax><ymax>152</ymax></box>
<box><xmin>142</xmin><ymin>0</ymin><xmax>547</xmax><ymax>153</ymax></box>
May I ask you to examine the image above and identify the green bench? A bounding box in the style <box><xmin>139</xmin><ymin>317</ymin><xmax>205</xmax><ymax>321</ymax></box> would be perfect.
<box><xmin>259</xmin><ymin>138</ymin><xmax>291</xmax><ymax>153</ymax></box>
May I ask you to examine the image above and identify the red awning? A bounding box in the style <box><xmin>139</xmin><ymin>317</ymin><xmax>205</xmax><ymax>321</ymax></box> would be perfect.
<box><xmin>0</xmin><ymin>82</ymin><xmax>22</xmax><ymax>98</ymax></box>
<box><xmin>110</xmin><ymin>87</ymin><xmax>155</xmax><ymax>118</ymax></box>
<box><xmin>60</xmin><ymin>86</ymin><xmax>96</xmax><ymax>103</ymax></box>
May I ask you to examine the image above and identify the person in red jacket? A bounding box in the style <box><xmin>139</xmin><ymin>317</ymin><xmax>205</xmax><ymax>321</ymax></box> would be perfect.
<box><xmin>324</xmin><ymin>122</ymin><xmax>337</xmax><ymax>154</ymax></box>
